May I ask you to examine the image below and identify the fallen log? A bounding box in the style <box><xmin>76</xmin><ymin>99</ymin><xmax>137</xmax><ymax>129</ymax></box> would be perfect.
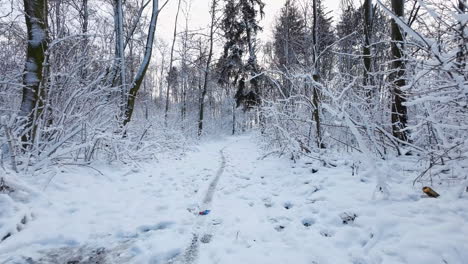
<box><xmin>422</xmin><ymin>186</ymin><xmax>440</xmax><ymax>198</ymax></box>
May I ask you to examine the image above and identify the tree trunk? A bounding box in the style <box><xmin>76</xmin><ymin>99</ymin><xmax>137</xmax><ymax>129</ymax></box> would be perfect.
<box><xmin>244</xmin><ymin>18</ymin><xmax>260</xmax><ymax>95</ymax></box>
<box><xmin>164</xmin><ymin>0</ymin><xmax>182</xmax><ymax>127</ymax></box>
<box><xmin>363</xmin><ymin>0</ymin><xmax>373</xmax><ymax>97</ymax></box>
<box><xmin>456</xmin><ymin>0</ymin><xmax>467</xmax><ymax>76</ymax></box>
<box><xmin>81</xmin><ymin>0</ymin><xmax>89</xmax><ymax>79</ymax></box>
<box><xmin>20</xmin><ymin>0</ymin><xmax>48</xmax><ymax>144</ymax></box>
<box><xmin>122</xmin><ymin>0</ymin><xmax>160</xmax><ymax>127</ymax></box>
<box><xmin>114</xmin><ymin>0</ymin><xmax>127</xmax><ymax>118</ymax></box>
<box><xmin>312</xmin><ymin>0</ymin><xmax>323</xmax><ymax>148</ymax></box>
<box><xmin>312</xmin><ymin>74</ymin><xmax>322</xmax><ymax>148</ymax></box>
<box><xmin>198</xmin><ymin>0</ymin><xmax>217</xmax><ymax>137</ymax></box>
<box><xmin>390</xmin><ymin>0</ymin><xmax>408</xmax><ymax>142</ymax></box>
<box><xmin>180</xmin><ymin>6</ymin><xmax>190</xmax><ymax>127</ymax></box>
<box><xmin>158</xmin><ymin>55</ymin><xmax>166</xmax><ymax>105</ymax></box>
<box><xmin>181</xmin><ymin>76</ymin><xmax>186</xmax><ymax>122</ymax></box>
<box><xmin>232</xmin><ymin>102</ymin><xmax>236</xmax><ymax>135</ymax></box>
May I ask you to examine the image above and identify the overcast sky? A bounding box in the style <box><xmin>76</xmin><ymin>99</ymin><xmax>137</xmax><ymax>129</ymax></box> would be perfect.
<box><xmin>156</xmin><ymin>0</ymin><xmax>343</xmax><ymax>43</ymax></box>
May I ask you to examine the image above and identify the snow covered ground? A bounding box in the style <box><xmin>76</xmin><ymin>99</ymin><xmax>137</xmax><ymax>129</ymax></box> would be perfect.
<box><xmin>1</xmin><ymin>134</ymin><xmax>467</xmax><ymax>264</ymax></box>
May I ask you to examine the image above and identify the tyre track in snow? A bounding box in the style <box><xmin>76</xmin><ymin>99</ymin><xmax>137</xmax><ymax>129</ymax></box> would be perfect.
<box><xmin>202</xmin><ymin>148</ymin><xmax>226</xmax><ymax>205</ymax></box>
<box><xmin>173</xmin><ymin>147</ymin><xmax>227</xmax><ymax>264</ymax></box>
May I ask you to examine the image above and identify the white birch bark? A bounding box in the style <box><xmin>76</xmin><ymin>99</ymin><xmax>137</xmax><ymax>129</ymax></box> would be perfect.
<box><xmin>123</xmin><ymin>0</ymin><xmax>163</xmax><ymax>126</ymax></box>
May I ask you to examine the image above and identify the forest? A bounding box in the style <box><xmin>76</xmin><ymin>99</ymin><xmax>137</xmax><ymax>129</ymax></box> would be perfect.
<box><xmin>0</xmin><ymin>0</ymin><xmax>467</xmax><ymax>263</ymax></box>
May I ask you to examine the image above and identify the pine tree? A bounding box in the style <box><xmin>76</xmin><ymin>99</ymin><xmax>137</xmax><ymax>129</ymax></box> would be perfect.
<box><xmin>218</xmin><ymin>0</ymin><xmax>265</xmax><ymax>109</ymax></box>
<box><xmin>273</xmin><ymin>0</ymin><xmax>306</xmax><ymax>69</ymax></box>
<box><xmin>273</xmin><ymin>0</ymin><xmax>306</xmax><ymax>97</ymax></box>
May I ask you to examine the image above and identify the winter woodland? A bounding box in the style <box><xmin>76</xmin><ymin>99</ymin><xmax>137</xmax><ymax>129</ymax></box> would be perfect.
<box><xmin>0</xmin><ymin>0</ymin><xmax>467</xmax><ymax>263</ymax></box>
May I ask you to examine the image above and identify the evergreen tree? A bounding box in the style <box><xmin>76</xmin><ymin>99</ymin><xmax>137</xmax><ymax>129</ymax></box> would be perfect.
<box><xmin>273</xmin><ymin>0</ymin><xmax>306</xmax><ymax>97</ymax></box>
<box><xmin>273</xmin><ymin>0</ymin><xmax>306</xmax><ymax>69</ymax></box>
<box><xmin>218</xmin><ymin>0</ymin><xmax>265</xmax><ymax>109</ymax></box>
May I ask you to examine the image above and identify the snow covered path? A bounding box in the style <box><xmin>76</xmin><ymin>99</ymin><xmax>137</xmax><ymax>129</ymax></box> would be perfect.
<box><xmin>0</xmin><ymin>136</ymin><xmax>234</xmax><ymax>263</ymax></box>
<box><xmin>176</xmin><ymin>147</ymin><xmax>226</xmax><ymax>264</ymax></box>
<box><xmin>1</xmin><ymin>135</ymin><xmax>468</xmax><ymax>264</ymax></box>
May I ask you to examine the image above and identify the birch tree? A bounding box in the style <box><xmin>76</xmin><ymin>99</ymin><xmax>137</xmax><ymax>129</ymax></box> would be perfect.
<box><xmin>122</xmin><ymin>0</ymin><xmax>164</xmax><ymax>127</ymax></box>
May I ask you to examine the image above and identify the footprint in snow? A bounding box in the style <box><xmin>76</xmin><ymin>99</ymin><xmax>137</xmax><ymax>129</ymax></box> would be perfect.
<box><xmin>283</xmin><ymin>201</ymin><xmax>294</xmax><ymax>210</ymax></box>
<box><xmin>339</xmin><ymin>212</ymin><xmax>357</xmax><ymax>225</ymax></box>
<box><xmin>263</xmin><ymin>197</ymin><xmax>273</xmax><ymax>208</ymax></box>
<box><xmin>319</xmin><ymin>228</ymin><xmax>335</xmax><ymax>237</ymax></box>
<box><xmin>115</xmin><ymin>231</ymin><xmax>138</xmax><ymax>239</ymax></box>
<box><xmin>302</xmin><ymin>218</ymin><xmax>315</xmax><ymax>227</ymax></box>
<box><xmin>137</xmin><ymin>221</ymin><xmax>175</xmax><ymax>233</ymax></box>
<box><xmin>305</xmin><ymin>197</ymin><xmax>326</xmax><ymax>204</ymax></box>
<box><xmin>269</xmin><ymin>216</ymin><xmax>292</xmax><ymax>232</ymax></box>
<box><xmin>351</xmin><ymin>257</ymin><xmax>368</xmax><ymax>264</ymax></box>
<box><xmin>200</xmin><ymin>234</ymin><xmax>213</xmax><ymax>243</ymax></box>
<box><xmin>274</xmin><ymin>225</ymin><xmax>286</xmax><ymax>232</ymax></box>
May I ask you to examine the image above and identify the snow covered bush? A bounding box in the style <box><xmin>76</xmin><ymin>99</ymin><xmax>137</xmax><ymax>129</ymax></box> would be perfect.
<box><xmin>259</xmin><ymin>0</ymin><xmax>468</xmax><ymax>188</ymax></box>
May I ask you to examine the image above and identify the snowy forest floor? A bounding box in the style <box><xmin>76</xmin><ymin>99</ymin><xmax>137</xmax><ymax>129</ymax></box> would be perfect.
<box><xmin>1</xmin><ymin>134</ymin><xmax>468</xmax><ymax>264</ymax></box>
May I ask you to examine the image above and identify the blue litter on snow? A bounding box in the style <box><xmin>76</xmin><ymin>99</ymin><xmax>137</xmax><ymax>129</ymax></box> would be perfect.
<box><xmin>199</xmin><ymin>210</ymin><xmax>211</xmax><ymax>215</ymax></box>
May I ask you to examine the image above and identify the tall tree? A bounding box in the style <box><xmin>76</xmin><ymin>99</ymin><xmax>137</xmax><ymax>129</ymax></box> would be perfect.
<box><xmin>456</xmin><ymin>0</ymin><xmax>467</xmax><ymax>75</ymax></box>
<box><xmin>304</xmin><ymin>0</ymin><xmax>335</xmax><ymax>78</ymax></box>
<box><xmin>273</xmin><ymin>0</ymin><xmax>305</xmax><ymax>97</ymax></box>
<box><xmin>198</xmin><ymin>0</ymin><xmax>218</xmax><ymax>136</ymax></box>
<box><xmin>20</xmin><ymin>0</ymin><xmax>49</xmax><ymax>144</ymax></box>
<box><xmin>311</xmin><ymin>0</ymin><xmax>322</xmax><ymax>148</ymax></box>
<box><xmin>390</xmin><ymin>0</ymin><xmax>408</xmax><ymax>142</ymax></box>
<box><xmin>218</xmin><ymin>0</ymin><xmax>265</xmax><ymax>109</ymax></box>
<box><xmin>336</xmin><ymin>4</ymin><xmax>361</xmax><ymax>80</ymax></box>
<box><xmin>122</xmin><ymin>0</ymin><xmax>163</xmax><ymax>127</ymax></box>
<box><xmin>80</xmin><ymin>0</ymin><xmax>89</xmax><ymax>79</ymax></box>
<box><xmin>363</xmin><ymin>0</ymin><xmax>373</xmax><ymax>93</ymax></box>
<box><xmin>114</xmin><ymin>0</ymin><xmax>127</xmax><ymax>117</ymax></box>
<box><xmin>336</xmin><ymin>1</ymin><xmax>390</xmax><ymax>88</ymax></box>
<box><xmin>164</xmin><ymin>0</ymin><xmax>182</xmax><ymax>126</ymax></box>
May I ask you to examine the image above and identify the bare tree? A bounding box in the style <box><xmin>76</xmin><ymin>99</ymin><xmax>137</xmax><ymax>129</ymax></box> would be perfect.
<box><xmin>123</xmin><ymin>0</ymin><xmax>165</xmax><ymax>127</ymax></box>
<box><xmin>456</xmin><ymin>0</ymin><xmax>467</xmax><ymax>75</ymax></box>
<box><xmin>114</xmin><ymin>0</ymin><xmax>127</xmax><ymax>117</ymax></box>
<box><xmin>198</xmin><ymin>0</ymin><xmax>218</xmax><ymax>136</ymax></box>
<box><xmin>164</xmin><ymin>0</ymin><xmax>182</xmax><ymax>126</ymax></box>
<box><xmin>20</xmin><ymin>0</ymin><xmax>49</xmax><ymax>144</ymax></box>
<box><xmin>179</xmin><ymin>0</ymin><xmax>192</xmax><ymax>124</ymax></box>
<box><xmin>80</xmin><ymin>0</ymin><xmax>89</xmax><ymax>79</ymax></box>
<box><xmin>390</xmin><ymin>0</ymin><xmax>408</xmax><ymax>142</ymax></box>
<box><xmin>311</xmin><ymin>0</ymin><xmax>322</xmax><ymax>148</ymax></box>
<box><xmin>363</xmin><ymin>0</ymin><xmax>373</xmax><ymax>96</ymax></box>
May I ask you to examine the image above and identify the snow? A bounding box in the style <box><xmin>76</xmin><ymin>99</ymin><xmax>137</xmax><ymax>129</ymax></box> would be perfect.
<box><xmin>24</xmin><ymin>59</ymin><xmax>40</xmax><ymax>85</ymax></box>
<box><xmin>1</xmin><ymin>135</ymin><xmax>468</xmax><ymax>263</ymax></box>
<box><xmin>29</xmin><ymin>24</ymin><xmax>45</xmax><ymax>48</ymax></box>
